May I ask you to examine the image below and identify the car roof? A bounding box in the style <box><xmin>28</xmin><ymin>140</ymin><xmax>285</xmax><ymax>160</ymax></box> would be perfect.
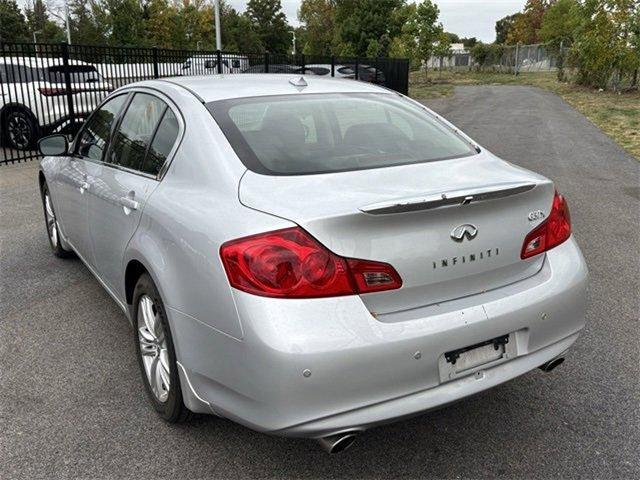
<box><xmin>144</xmin><ymin>74</ymin><xmax>391</xmax><ymax>102</ymax></box>
<box><xmin>0</xmin><ymin>56</ymin><xmax>93</xmax><ymax>68</ymax></box>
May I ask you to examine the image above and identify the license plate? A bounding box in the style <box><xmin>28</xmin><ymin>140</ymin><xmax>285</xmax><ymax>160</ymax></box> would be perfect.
<box><xmin>445</xmin><ymin>334</ymin><xmax>509</xmax><ymax>373</ymax></box>
<box><xmin>451</xmin><ymin>342</ymin><xmax>504</xmax><ymax>372</ymax></box>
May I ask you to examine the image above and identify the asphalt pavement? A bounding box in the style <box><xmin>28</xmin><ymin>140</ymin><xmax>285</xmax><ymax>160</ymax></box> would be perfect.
<box><xmin>1</xmin><ymin>85</ymin><xmax>638</xmax><ymax>479</ymax></box>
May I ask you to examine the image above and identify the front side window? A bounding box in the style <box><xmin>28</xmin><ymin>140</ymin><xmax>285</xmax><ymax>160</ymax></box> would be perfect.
<box><xmin>107</xmin><ymin>93</ymin><xmax>166</xmax><ymax>171</ymax></box>
<box><xmin>76</xmin><ymin>94</ymin><xmax>127</xmax><ymax>161</ymax></box>
<box><xmin>208</xmin><ymin>93</ymin><xmax>476</xmax><ymax>175</ymax></box>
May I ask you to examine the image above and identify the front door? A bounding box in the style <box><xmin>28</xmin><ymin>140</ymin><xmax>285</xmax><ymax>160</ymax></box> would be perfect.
<box><xmin>56</xmin><ymin>93</ymin><xmax>128</xmax><ymax>261</ymax></box>
<box><xmin>87</xmin><ymin>92</ymin><xmax>179</xmax><ymax>300</ymax></box>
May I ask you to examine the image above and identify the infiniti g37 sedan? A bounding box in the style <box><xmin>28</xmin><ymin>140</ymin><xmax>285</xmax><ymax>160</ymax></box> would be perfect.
<box><xmin>38</xmin><ymin>75</ymin><xmax>588</xmax><ymax>453</ymax></box>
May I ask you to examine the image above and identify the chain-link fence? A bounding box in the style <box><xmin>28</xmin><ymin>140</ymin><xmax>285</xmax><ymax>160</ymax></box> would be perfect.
<box><xmin>428</xmin><ymin>42</ymin><xmax>639</xmax><ymax>90</ymax></box>
<box><xmin>428</xmin><ymin>43</ymin><xmax>561</xmax><ymax>73</ymax></box>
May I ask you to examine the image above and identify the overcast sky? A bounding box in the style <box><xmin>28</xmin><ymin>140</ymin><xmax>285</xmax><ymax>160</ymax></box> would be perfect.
<box><xmin>227</xmin><ymin>0</ymin><xmax>527</xmax><ymax>43</ymax></box>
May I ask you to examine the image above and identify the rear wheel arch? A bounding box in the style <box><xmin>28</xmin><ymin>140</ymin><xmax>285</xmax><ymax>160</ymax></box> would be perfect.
<box><xmin>125</xmin><ymin>259</ymin><xmax>149</xmax><ymax>306</ymax></box>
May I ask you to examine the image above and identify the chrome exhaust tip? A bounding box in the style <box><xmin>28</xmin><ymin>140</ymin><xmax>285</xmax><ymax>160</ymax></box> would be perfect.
<box><xmin>539</xmin><ymin>356</ymin><xmax>565</xmax><ymax>372</ymax></box>
<box><xmin>317</xmin><ymin>431</ymin><xmax>359</xmax><ymax>454</ymax></box>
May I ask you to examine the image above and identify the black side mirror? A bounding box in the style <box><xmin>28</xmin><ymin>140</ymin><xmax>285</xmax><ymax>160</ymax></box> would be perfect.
<box><xmin>38</xmin><ymin>134</ymin><xmax>68</xmax><ymax>156</ymax></box>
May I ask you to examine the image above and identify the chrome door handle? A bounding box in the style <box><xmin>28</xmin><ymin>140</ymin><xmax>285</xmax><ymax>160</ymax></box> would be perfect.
<box><xmin>119</xmin><ymin>196</ymin><xmax>139</xmax><ymax>212</ymax></box>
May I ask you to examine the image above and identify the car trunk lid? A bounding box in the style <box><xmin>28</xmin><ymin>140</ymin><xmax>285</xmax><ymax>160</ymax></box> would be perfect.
<box><xmin>238</xmin><ymin>152</ymin><xmax>554</xmax><ymax>315</ymax></box>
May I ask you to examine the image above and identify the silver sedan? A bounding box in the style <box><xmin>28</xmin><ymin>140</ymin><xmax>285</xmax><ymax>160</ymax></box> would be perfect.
<box><xmin>38</xmin><ymin>75</ymin><xmax>588</xmax><ymax>453</ymax></box>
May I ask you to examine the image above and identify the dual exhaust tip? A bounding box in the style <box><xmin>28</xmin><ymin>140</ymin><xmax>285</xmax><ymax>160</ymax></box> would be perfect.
<box><xmin>317</xmin><ymin>431</ymin><xmax>360</xmax><ymax>454</ymax></box>
<box><xmin>317</xmin><ymin>356</ymin><xmax>566</xmax><ymax>453</ymax></box>
<box><xmin>539</xmin><ymin>356</ymin><xmax>565</xmax><ymax>372</ymax></box>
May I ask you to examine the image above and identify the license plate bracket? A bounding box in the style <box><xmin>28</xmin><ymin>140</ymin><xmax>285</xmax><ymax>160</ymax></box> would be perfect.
<box><xmin>439</xmin><ymin>333</ymin><xmax>518</xmax><ymax>382</ymax></box>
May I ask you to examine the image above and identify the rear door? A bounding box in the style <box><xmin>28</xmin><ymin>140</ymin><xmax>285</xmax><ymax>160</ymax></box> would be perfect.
<box><xmin>87</xmin><ymin>91</ymin><xmax>181</xmax><ymax>298</ymax></box>
<box><xmin>55</xmin><ymin>93</ymin><xmax>128</xmax><ymax>261</ymax></box>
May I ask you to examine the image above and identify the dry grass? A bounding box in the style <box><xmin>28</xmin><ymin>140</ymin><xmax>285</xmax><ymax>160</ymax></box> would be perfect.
<box><xmin>409</xmin><ymin>70</ymin><xmax>640</xmax><ymax>160</ymax></box>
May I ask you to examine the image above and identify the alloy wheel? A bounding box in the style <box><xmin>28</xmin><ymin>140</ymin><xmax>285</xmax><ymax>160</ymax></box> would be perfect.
<box><xmin>137</xmin><ymin>295</ymin><xmax>171</xmax><ymax>403</ymax></box>
<box><xmin>44</xmin><ymin>191</ymin><xmax>58</xmax><ymax>248</ymax></box>
<box><xmin>7</xmin><ymin>113</ymin><xmax>32</xmax><ymax>149</ymax></box>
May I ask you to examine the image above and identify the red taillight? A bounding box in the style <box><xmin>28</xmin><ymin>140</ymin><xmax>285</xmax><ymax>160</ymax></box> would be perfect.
<box><xmin>39</xmin><ymin>87</ymin><xmax>66</xmax><ymax>96</ymax></box>
<box><xmin>38</xmin><ymin>87</ymin><xmax>113</xmax><ymax>96</ymax></box>
<box><xmin>220</xmin><ymin>227</ymin><xmax>402</xmax><ymax>298</ymax></box>
<box><xmin>521</xmin><ymin>191</ymin><xmax>572</xmax><ymax>259</ymax></box>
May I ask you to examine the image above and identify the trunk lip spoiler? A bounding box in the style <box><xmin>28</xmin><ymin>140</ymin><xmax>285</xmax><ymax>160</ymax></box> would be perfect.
<box><xmin>359</xmin><ymin>181</ymin><xmax>538</xmax><ymax>215</ymax></box>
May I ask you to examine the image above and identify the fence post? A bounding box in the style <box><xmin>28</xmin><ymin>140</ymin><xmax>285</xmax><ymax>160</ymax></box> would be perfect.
<box><xmin>60</xmin><ymin>42</ymin><xmax>76</xmax><ymax>130</ymax></box>
<box><xmin>264</xmin><ymin>52</ymin><xmax>269</xmax><ymax>73</ymax></box>
<box><xmin>152</xmin><ymin>47</ymin><xmax>159</xmax><ymax>78</ymax></box>
<box><xmin>354</xmin><ymin>57</ymin><xmax>359</xmax><ymax>80</ymax></box>
<box><xmin>514</xmin><ymin>43</ymin><xmax>520</xmax><ymax>76</ymax></box>
<box><xmin>331</xmin><ymin>56</ymin><xmax>335</xmax><ymax>77</ymax></box>
<box><xmin>301</xmin><ymin>53</ymin><xmax>306</xmax><ymax>74</ymax></box>
<box><xmin>216</xmin><ymin>50</ymin><xmax>223</xmax><ymax>74</ymax></box>
<box><xmin>373</xmin><ymin>57</ymin><xmax>380</xmax><ymax>84</ymax></box>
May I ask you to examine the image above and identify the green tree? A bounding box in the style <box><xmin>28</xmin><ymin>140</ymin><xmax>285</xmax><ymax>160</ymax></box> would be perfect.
<box><xmin>69</xmin><ymin>0</ymin><xmax>109</xmax><ymax>45</ymax></box>
<box><xmin>433</xmin><ymin>29</ymin><xmax>452</xmax><ymax>69</ymax></box>
<box><xmin>540</xmin><ymin>0</ymin><xmax>581</xmax><ymax>47</ymax></box>
<box><xmin>25</xmin><ymin>0</ymin><xmax>65</xmax><ymax>42</ymax></box>
<box><xmin>366</xmin><ymin>37</ymin><xmax>380</xmax><ymax>56</ymax></box>
<box><xmin>0</xmin><ymin>0</ymin><xmax>29</xmax><ymax>42</ymax></box>
<box><xmin>470</xmin><ymin>41</ymin><xmax>491</xmax><ymax>69</ymax></box>
<box><xmin>570</xmin><ymin>0</ymin><xmax>640</xmax><ymax>89</ymax></box>
<box><xmin>334</xmin><ymin>0</ymin><xmax>404</xmax><ymax>56</ymax></box>
<box><xmin>106</xmin><ymin>0</ymin><xmax>146</xmax><ymax>46</ymax></box>
<box><xmin>495</xmin><ymin>13</ymin><xmax>520</xmax><ymax>44</ymax></box>
<box><xmin>443</xmin><ymin>31</ymin><xmax>459</xmax><ymax>44</ymax></box>
<box><xmin>406</xmin><ymin>0</ymin><xmax>441</xmax><ymax>77</ymax></box>
<box><xmin>144</xmin><ymin>0</ymin><xmax>179</xmax><ymax>48</ymax></box>
<box><xmin>298</xmin><ymin>0</ymin><xmax>335</xmax><ymax>56</ymax></box>
<box><xmin>461</xmin><ymin>36</ymin><xmax>478</xmax><ymax>49</ymax></box>
<box><xmin>221</xmin><ymin>3</ymin><xmax>262</xmax><ymax>52</ymax></box>
<box><xmin>245</xmin><ymin>0</ymin><xmax>292</xmax><ymax>54</ymax></box>
<box><xmin>506</xmin><ymin>0</ymin><xmax>550</xmax><ymax>45</ymax></box>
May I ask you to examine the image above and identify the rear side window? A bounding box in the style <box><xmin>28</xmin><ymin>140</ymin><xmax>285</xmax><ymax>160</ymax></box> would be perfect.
<box><xmin>208</xmin><ymin>93</ymin><xmax>476</xmax><ymax>175</ymax></box>
<box><xmin>46</xmin><ymin>65</ymin><xmax>102</xmax><ymax>83</ymax></box>
<box><xmin>108</xmin><ymin>93</ymin><xmax>166</xmax><ymax>171</ymax></box>
<box><xmin>142</xmin><ymin>109</ymin><xmax>179</xmax><ymax>175</ymax></box>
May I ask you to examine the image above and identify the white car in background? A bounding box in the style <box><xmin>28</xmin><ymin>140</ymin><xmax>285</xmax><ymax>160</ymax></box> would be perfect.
<box><xmin>182</xmin><ymin>54</ymin><xmax>249</xmax><ymax>74</ymax></box>
<box><xmin>0</xmin><ymin>57</ymin><xmax>112</xmax><ymax>150</ymax></box>
<box><xmin>305</xmin><ymin>63</ymin><xmax>386</xmax><ymax>84</ymax></box>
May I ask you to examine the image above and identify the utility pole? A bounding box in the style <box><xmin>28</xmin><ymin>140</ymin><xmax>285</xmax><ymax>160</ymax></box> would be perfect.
<box><xmin>65</xmin><ymin>2</ymin><xmax>71</xmax><ymax>44</ymax></box>
<box><xmin>214</xmin><ymin>0</ymin><xmax>222</xmax><ymax>51</ymax></box>
<box><xmin>292</xmin><ymin>30</ymin><xmax>296</xmax><ymax>55</ymax></box>
<box><xmin>49</xmin><ymin>2</ymin><xmax>72</xmax><ymax>44</ymax></box>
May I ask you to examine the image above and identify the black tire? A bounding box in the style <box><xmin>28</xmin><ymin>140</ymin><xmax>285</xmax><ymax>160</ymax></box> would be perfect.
<box><xmin>133</xmin><ymin>273</ymin><xmax>192</xmax><ymax>423</ymax></box>
<box><xmin>40</xmin><ymin>181</ymin><xmax>74</xmax><ymax>258</ymax></box>
<box><xmin>3</xmin><ymin>108</ymin><xmax>39</xmax><ymax>150</ymax></box>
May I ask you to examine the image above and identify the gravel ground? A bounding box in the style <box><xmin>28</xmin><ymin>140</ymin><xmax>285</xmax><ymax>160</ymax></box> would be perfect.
<box><xmin>1</xmin><ymin>85</ymin><xmax>638</xmax><ymax>479</ymax></box>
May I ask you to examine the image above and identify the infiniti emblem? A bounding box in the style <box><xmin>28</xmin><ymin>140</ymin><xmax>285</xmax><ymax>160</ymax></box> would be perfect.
<box><xmin>451</xmin><ymin>224</ymin><xmax>478</xmax><ymax>242</ymax></box>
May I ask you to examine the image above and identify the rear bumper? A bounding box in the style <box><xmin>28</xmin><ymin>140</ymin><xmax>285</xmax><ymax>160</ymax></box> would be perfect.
<box><xmin>171</xmin><ymin>236</ymin><xmax>588</xmax><ymax>438</ymax></box>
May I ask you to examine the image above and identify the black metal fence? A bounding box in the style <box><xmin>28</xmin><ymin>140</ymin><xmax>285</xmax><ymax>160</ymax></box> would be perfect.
<box><xmin>0</xmin><ymin>42</ymin><xmax>410</xmax><ymax>165</ymax></box>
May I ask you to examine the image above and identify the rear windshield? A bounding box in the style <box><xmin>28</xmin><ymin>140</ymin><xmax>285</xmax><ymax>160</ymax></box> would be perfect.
<box><xmin>207</xmin><ymin>93</ymin><xmax>476</xmax><ymax>175</ymax></box>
